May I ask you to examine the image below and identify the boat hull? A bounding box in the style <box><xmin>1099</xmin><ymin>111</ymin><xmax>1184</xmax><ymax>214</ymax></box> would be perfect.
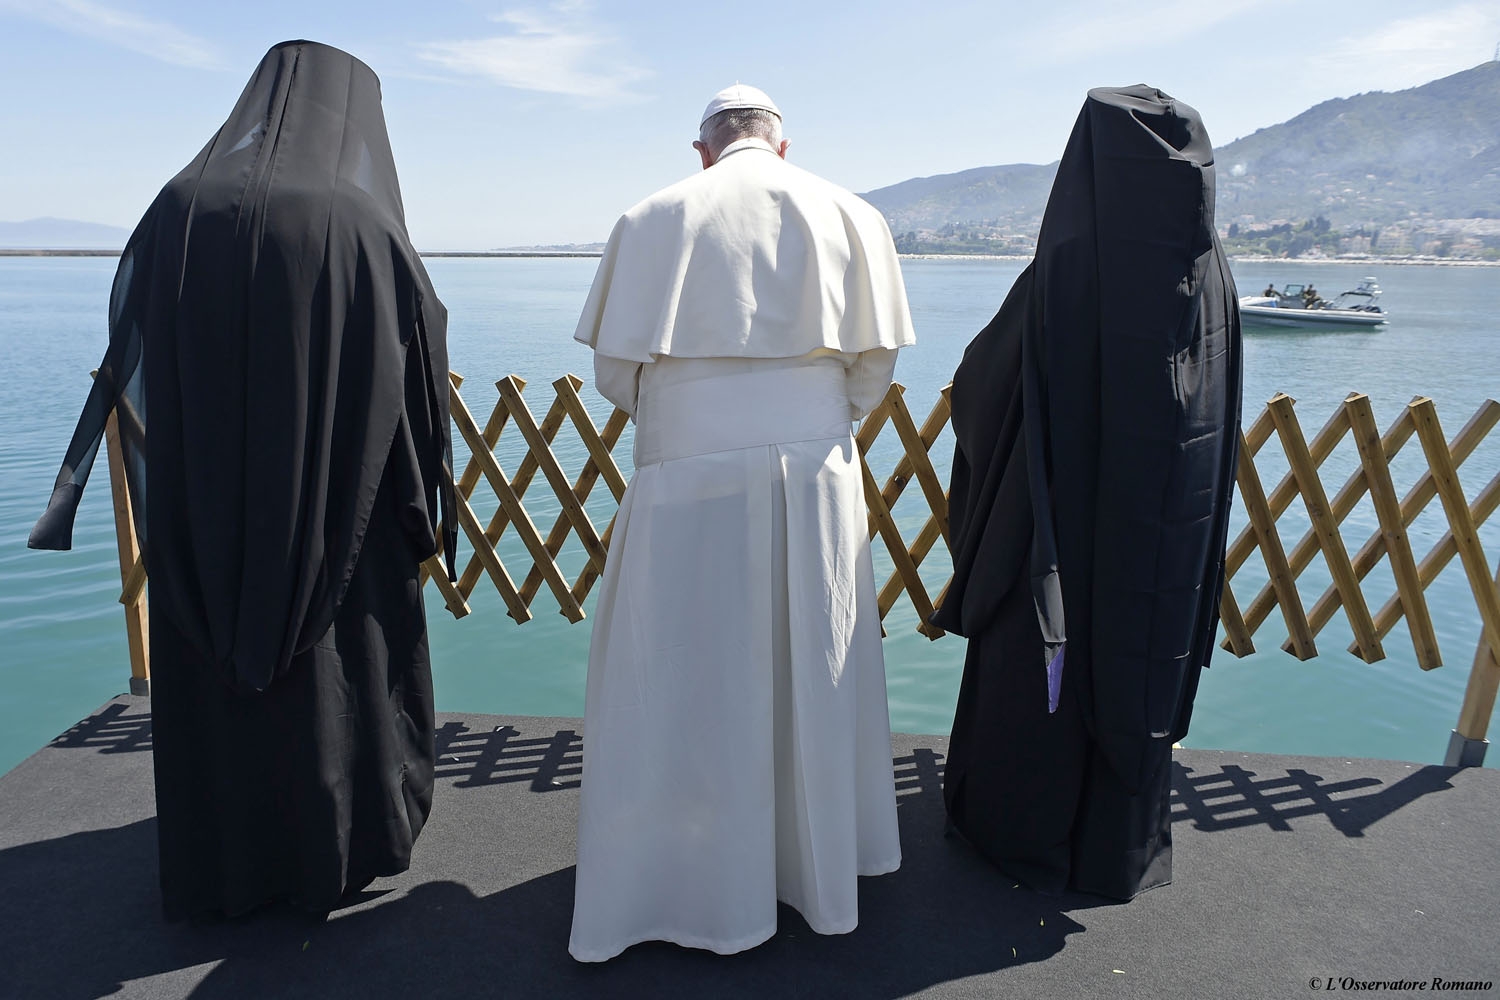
<box><xmin>1238</xmin><ymin>302</ymin><xmax>1387</xmax><ymax>327</ymax></box>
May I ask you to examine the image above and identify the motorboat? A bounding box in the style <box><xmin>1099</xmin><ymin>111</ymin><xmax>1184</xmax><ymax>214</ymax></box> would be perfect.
<box><xmin>1238</xmin><ymin>277</ymin><xmax>1388</xmax><ymax>327</ymax></box>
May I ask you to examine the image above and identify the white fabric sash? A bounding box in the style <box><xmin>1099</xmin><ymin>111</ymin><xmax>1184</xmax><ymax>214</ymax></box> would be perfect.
<box><xmin>633</xmin><ymin>365</ymin><xmax>853</xmax><ymax>467</ymax></box>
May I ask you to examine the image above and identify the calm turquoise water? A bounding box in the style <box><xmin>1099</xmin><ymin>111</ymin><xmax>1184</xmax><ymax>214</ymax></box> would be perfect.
<box><xmin>2</xmin><ymin>256</ymin><xmax>1497</xmax><ymax>774</ymax></box>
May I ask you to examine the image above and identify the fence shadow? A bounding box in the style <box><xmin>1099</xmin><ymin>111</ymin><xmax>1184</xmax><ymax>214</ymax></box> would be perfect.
<box><xmin>49</xmin><ymin>701</ymin><xmax>153</xmax><ymax>754</ymax></box>
<box><xmin>434</xmin><ymin>720</ymin><xmax>582</xmax><ymax>792</ymax></box>
<box><xmin>1170</xmin><ymin>759</ymin><xmax>1456</xmax><ymax>838</ymax></box>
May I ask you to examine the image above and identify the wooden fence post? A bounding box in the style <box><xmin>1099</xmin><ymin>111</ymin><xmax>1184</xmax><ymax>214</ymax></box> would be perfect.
<box><xmin>104</xmin><ymin>407</ymin><xmax>150</xmax><ymax>696</ymax></box>
<box><xmin>1448</xmin><ymin>559</ymin><xmax>1500</xmax><ymax>767</ymax></box>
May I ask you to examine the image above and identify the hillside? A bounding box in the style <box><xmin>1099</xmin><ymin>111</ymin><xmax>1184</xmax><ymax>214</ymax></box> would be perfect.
<box><xmin>862</xmin><ymin>61</ymin><xmax>1500</xmax><ymax>258</ymax></box>
<box><xmin>1215</xmin><ymin>60</ymin><xmax>1500</xmax><ymax>227</ymax></box>
<box><xmin>861</xmin><ymin>163</ymin><xmax>1056</xmax><ymax>254</ymax></box>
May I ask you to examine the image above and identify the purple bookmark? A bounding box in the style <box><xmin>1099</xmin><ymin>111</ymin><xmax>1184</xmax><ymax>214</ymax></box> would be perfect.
<box><xmin>1046</xmin><ymin>644</ymin><xmax>1066</xmax><ymax>714</ymax></box>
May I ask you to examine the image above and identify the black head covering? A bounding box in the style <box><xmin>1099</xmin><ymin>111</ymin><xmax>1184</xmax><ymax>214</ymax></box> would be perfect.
<box><xmin>935</xmin><ymin>85</ymin><xmax>1243</xmax><ymax>791</ymax></box>
<box><xmin>30</xmin><ymin>40</ymin><xmax>457</xmax><ymax>693</ymax></box>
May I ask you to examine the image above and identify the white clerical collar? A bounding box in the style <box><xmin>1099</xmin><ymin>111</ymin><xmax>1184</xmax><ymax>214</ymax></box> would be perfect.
<box><xmin>715</xmin><ymin>137</ymin><xmax>778</xmax><ymax>163</ymax></box>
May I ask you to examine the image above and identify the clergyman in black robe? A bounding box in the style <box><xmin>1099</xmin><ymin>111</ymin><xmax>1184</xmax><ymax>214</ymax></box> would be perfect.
<box><xmin>29</xmin><ymin>40</ymin><xmax>458</xmax><ymax>920</ymax></box>
<box><xmin>932</xmin><ymin>86</ymin><xmax>1243</xmax><ymax>900</ymax></box>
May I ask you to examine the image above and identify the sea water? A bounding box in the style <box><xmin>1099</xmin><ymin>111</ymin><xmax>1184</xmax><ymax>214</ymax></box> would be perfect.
<box><xmin>1</xmin><ymin>256</ymin><xmax>1497</xmax><ymax>775</ymax></box>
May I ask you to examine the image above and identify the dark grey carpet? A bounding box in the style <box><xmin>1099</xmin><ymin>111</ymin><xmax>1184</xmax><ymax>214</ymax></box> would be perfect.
<box><xmin>0</xmin><ymin>696</ymin><xmax>1495</xmax><ymax>999</ymax></box>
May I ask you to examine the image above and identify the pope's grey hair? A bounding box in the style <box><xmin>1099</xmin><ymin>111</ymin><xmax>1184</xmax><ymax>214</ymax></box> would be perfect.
<box><xmin>699</xmin><ymin>108</ymin><xmax>782</xmax><ymax>157</ymax></box>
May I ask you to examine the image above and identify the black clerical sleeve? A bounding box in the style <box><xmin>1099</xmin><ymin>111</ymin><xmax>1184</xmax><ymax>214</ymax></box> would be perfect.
<box><xmin>934</xmin><ymin>269</ymin><xmax>1066</xmax><ymax>703</ymax></box>
<box><xmin>27</xmin><ymin>213</ymin><xmax>155</xmax><ymax>553</ymax></box>
<box><xmin>933</xmin><ymin>275</ymin><xmax>1032</xmax><ymax>638</ymax></box>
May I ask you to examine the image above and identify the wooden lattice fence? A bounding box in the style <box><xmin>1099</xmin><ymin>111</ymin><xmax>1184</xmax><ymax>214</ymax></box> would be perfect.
<box><xmin>102</xmin><ymin>376</ymin><xmax>1500</xmax><ymax>765</ymax></box>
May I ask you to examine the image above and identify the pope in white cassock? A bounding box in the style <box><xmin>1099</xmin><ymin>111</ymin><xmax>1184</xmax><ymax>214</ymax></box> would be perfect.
<box><xmin>568</xmin><ymin>84</ymin><xmax>916</xmax><ymax>962</ymax></box>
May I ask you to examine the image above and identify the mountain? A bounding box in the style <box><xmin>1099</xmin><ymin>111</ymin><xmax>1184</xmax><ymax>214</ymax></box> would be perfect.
<box><xmin>861</xmin><ymin>163</ymin><xmax>1056</xmax><ymax>253</ymax></box>
<box><xmin>1214</xmin><ymin>60</ymin><xmax>1500</xmax><ymax>227</ymax></box>
<box><xmin>862</xmin><ymin>61</ymin><xmax>1500</xmax><ymax>257</ymax></box>
<box><xmin>0</xmin><ymin>217</ymin><xmax>132</xmax><ymax>249</ymax></box>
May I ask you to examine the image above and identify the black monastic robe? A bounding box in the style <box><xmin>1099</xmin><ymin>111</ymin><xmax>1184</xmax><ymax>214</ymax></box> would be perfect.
<box><xmin>933</xmin><ymin>86</ymin><xmax>1243</xmax><ymax>899</ymax></box>
<box><xmin>30</xmin><ymin>40</ymin><xmax>457</xmax><ymax>920</ymax></box>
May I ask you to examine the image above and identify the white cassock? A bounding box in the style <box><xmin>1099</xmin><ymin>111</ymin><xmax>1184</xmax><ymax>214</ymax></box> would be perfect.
<box><xmin>568</xmin><ymin>136</ymin><xmax>915</xmax><ymax>962</ymax></box>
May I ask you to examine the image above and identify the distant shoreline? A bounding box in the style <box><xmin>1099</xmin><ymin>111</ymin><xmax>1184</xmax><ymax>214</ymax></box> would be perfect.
<box><xmin>3</xmin><ymin>248</ymin><xmax>1496</xmax><ymax>267</ymax></box>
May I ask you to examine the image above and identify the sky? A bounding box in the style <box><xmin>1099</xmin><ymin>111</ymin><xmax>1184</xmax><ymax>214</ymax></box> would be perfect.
<box><xmin>1</xmin><ymin>0</ymin><xmax>1497</xmax><ymax>249</ymax></box>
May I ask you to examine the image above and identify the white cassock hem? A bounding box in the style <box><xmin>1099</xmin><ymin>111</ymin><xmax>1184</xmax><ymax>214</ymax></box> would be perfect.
<box><xmin>568</xmin><ymin>859</ymin><xmax>903</xmax><ymax>963</ymax></box>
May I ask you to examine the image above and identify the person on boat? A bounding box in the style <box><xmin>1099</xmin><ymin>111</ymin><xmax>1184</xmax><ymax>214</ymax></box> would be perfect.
<box><xmin>28</xmin><ymin>40</ymin><xmax>456</xmax><ymax>921</ymax></box>
<box><xmin>1263</xmin><ymin>283</ymin><xmax>1277</xmax><ymax>297</ymax></box>
<box><xmin>568</xmin><ymin>83</ymin><xmax>913</xmax><ymax>961</ymax></box>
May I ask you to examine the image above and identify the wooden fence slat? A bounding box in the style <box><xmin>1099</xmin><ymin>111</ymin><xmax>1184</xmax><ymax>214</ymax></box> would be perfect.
<box><xmin>120</xmin><ymin>556</ymin><xmax>146</xmax><ymax>607</ymax></box>
<box><xmin>1457</xmin><ymin>612</ymin><xmax>1500</xmax><ymax>742</ymax></box>
<box><xmin>861</xmin><ymin>382</ymin><xmax>954</xmax><ymax>630</ymax></box>
<box><xmin>1226</xmin><ymin>402</ymin><xmax>1350</xmax><ymax>578</ymax></box>
<box><xmin>1292</xmin><ymin>403</ymin><xmax>1418</xmax><ymax>642</ymax></box>
<box><xmin>1228</xmin><ymin>414</ymin><xmax>1318</xmax><ymax>658</ymax></box>
<box><xmin>930</xmin><ymin>576</ymin><xmax>952</xmax><ymax>622</ymax></box>
<box><xmin>1219</xmin><ymin>580</ymin><xmax>1255</xmax><ymax>656</ymax></box>
<box><xmin>520</xmin><ymin>379</ymin><xmax>630</xmax><ymax>607</ymax></box>
<box><xmin>420</xmin><ymin>372</ymin><xmax>484</xmax><ymax>595</ymax></box>
<box><xmin>877</xmin><ymin>512</ymin><xmax>946</xmax><ymax>622</ymax></box>
<box><xmin>555</xmin><ymin>376</ymin><xmax>631</xmax><ymax>503</ymax></box>
<box><xmin>571</xmin><ymin>512</ymin><xmax>618</xmax><ymax>606</ymax></box>
<box><xmin>422</xmin><ymin>549</ymin><xmax>472</xmax><ymax>619</ymax></box>
<box><xmin>1409</xmin><ymin>398</ymin><xmax>1500</xmax><ymax>663</ymax></box>
<box><xmin>876</xmin><ymin>386</ymin><xmax>952</xmax><ymax>522</ymax></box>
<box><xmin>886</xmin><ymin>387</ymin><xmax>953</xmax><ymax>550</ymax></box>
<box><xmin>454</xmin><ymin>372</ymin><xmax>515</xmax><ymax>496</ymax></box>
<box><xmin>1223</xmin><ymin>406</ymin><xmax>1282</xmax><ymax>576</ymax></box>
<box><xmin>860</xmin><ymin>451</ymin><xmax>941</xmax><ymax>638</ymax></box>
<box><xmin>1368</xmin><ymin>471</ymin><xmax>1500</xmax><ymax>649</ymax></box>
<box><xmin>1241</xmin><ymin>403</ymin><xmax>1401</xmax><ymax>639</ymax></box>
<box><xmin>857</xmin><ymin>386</ymin><xmax>898</xmax><ymax>454</ymax></box>
<box><xmin>455</xmin><ymin>385</ymin><xmax>569</xmax><ymax>597</ymax></box>
<box><xmin>859</xmin><ymin>389</ymin><xmax>901</xmax><ymax>540</ymax></box>
<box><xmin>103</xmin><ymin>405</ymin><xmax>149</xmax><ymax>692</ymax></box>
<box><xmin>1309</xmin><ymin>399</ymin><xmax>1499</xmax><ymax>650</ymax></box>
<box><xmin>449</xmin><ymin>378</ymin><xmax>585</xmax><ymax>622</ymax></box>
<box><xmin>496</xmin><ymin>377</ymin><xmax>610</xmax><ymax>579</ymax></box>
<box><xmin>1268</xmin><ymin>395</ymin><xmax>1384</xmax><ymax>661</ymax></box>
<box><xmin>1344</xmin><ymin>395</ymin><xmax>1440</xmax><ymax>669</ymax></box>
<box><xmin>453</xmin><ymin>489</ymin><xmax>532</xmax><ymax>624</ymax></box>
<box><xmin>455</xmin><ymin>385</ymin><xmax>569</xmax><ymax>593</ymax></box>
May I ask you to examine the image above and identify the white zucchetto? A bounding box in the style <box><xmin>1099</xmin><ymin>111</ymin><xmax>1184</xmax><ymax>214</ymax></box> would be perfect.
<box><xmin>699</xmin><ymin>83</ymin><xmax>781</xmax><ymax>126</ymax></box>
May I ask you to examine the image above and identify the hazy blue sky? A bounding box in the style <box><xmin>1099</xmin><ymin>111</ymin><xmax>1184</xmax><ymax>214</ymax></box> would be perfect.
<box><xmin>2</xmin><ymin>0</ymin><xmax>1496</xmax><ymax>248</ymax></box>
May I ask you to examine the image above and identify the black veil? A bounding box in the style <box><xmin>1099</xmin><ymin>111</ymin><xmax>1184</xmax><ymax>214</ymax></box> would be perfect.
<box><xmin>935</xmin><ymin>86</ymin><xmax>1243</xmax><ymax>793</ymax></box>
<box><xmin>30</xmin><ymin>40</ymin><xmax>457</xmax><ymax>694</ymax></box>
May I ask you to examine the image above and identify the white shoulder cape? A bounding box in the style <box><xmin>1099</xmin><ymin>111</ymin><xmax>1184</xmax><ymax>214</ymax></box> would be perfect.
<box><xmin>574</xmin><ymin>140</ymin><xmax>916</xmax><ymax>362</ymax></box>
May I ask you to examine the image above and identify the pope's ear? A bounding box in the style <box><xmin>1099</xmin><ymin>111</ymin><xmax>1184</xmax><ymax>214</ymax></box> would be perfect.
<box><xmin>692</xmin><ymin>140</ymin><xmax>713</xmax><ymax>170</ymax></box>
<box><xmin>777</xmin><ymin>138</ymin><xmax>790</xmax><ymax>159</ymax></box>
